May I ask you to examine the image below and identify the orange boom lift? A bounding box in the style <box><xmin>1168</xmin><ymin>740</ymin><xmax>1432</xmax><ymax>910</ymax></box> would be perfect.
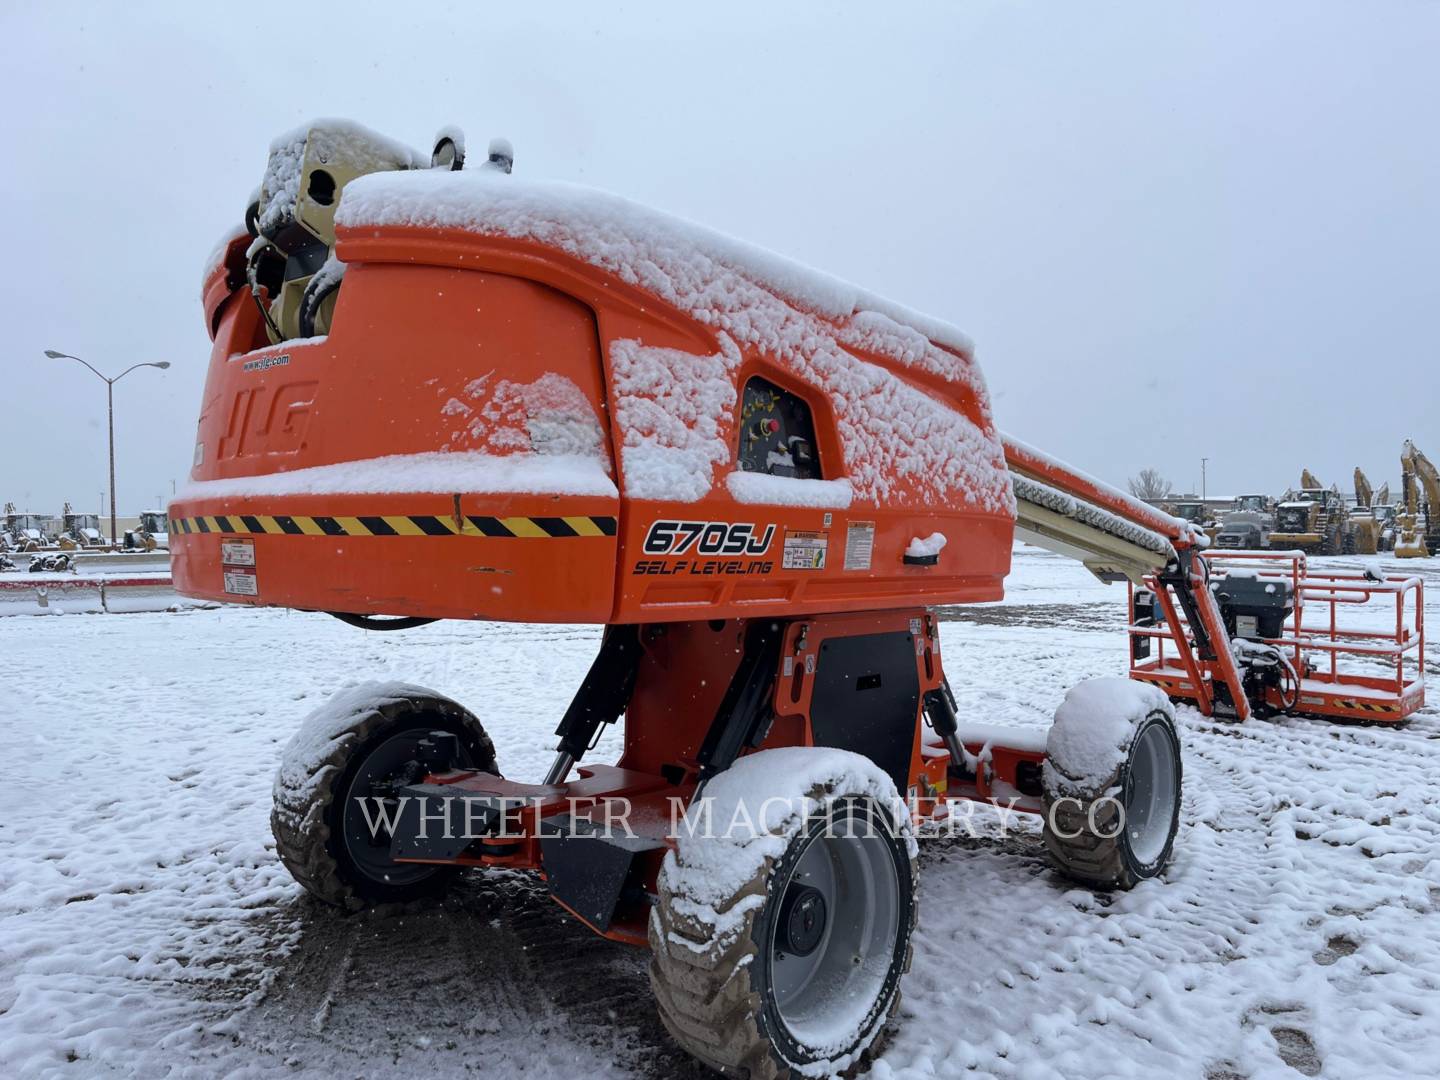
<box><xmin>172</xmin><ymin>122</ymin><xmax>1422</xmax><ymax>1077</ymax></box>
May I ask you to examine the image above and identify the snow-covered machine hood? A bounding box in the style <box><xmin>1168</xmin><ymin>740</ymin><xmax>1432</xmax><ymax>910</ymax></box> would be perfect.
<box><xmin>335</xmin><ymin>168</ymin><xmax>1012</xmax><ymax>514</ymax></box>
<box><xmin>337</xmin><ymin>169</ymin><xmax>975</xmax><ymax>358</ymax></box>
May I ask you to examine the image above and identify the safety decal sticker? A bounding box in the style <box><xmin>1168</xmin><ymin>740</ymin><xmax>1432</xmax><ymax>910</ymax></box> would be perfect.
<box><xmin>782</xmin><ymin>530</ymin><xmax>828</xmax><ymax>570</ymax></box>
<box><xmin>223</xmin><ymin>568</ymin><xmax>259</xmax><ymax>597</ymax></box>
<box><xmin>844</xmin><ymin>521</ymin><xmax>875</xmax><ymax>571</ymax></box>
<box><xmin>220</xmin><ymin>538</ymin><xmax>255</xmax><ymax>567</ymax></box>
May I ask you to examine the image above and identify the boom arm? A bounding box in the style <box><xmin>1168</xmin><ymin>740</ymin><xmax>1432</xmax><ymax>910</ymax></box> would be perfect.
<box><xmin>1402</xmin><ymin>440</ymin><xmax>1440</xmax><ymax>511</ymax></box>
<box><xmin>1003</xmin><ymin>434</ymin><xmax>1193</xmax><ymax>583</ymax></box>
<box><xmin>1354</xmin><ymin>468</ymin><xmax>1373</xmax><ymax>510</ymax></box>
<box><xmin>1002</xmin><ymin>434</ymin><xmax>1253</xmax><ymax>721</ymax></box>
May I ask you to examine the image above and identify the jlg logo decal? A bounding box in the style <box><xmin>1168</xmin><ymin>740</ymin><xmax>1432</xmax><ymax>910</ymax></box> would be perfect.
<box><xmin>218</xmin><ymin>381</ymin><xmax>319</xmax><ymax>461</ymax></box>
<box><xmin>643</xmin><ymin>520</ymin><xmax>776</xmax><ymax>557</ymax></box>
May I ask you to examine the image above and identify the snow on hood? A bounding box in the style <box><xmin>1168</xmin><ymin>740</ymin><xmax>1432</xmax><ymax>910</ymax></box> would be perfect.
<box><xmin>338</xmin><ymin>168</ymin><xmax>974</xmax><ymax>357</ymax></box>
<box><xmin>174</xmin><ymin>449</ymin><xmax>617</xmax><ymax>503</ymax></box>
<box><xmin>336</xmin><ymin>168</ymin><xmax>1011</xmax><ymax>512</ymax></box>
<box><xmin>725</xmin><ymin>471</ymin><xmax>854</xmax><ymax>508</ymax></box>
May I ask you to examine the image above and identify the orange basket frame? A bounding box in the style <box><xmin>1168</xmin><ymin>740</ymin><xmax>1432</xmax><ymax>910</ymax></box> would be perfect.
<box><xmin>1129</xmin><ymin>550</ymin><xmax>1425</xmax><ymax>723</ymax></box>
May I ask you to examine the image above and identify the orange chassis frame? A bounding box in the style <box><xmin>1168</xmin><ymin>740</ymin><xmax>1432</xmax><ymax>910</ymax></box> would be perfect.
<box><xmin>386</xmin><ymin>608</ymin><xmax>1046</xmax><ymax>947</ymax></box>
<box><xmin>382</xmin><ymin>449</ymin><xmax>1267</xmax><ymax>948</ymax></box>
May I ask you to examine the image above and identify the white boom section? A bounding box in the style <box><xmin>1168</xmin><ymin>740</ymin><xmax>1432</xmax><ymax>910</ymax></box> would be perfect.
<box><xmin>1010</xmin><ymin>471</ymin><xmax>1173</xmax><ymax>584</ymax></box>
<box><xmin>1000</xmin><ymin>435</ymin><xmax>1184</xmax><ymax>585</ymax></box>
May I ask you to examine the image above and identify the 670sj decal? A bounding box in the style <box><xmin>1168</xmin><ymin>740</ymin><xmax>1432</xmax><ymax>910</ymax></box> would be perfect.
<box><xmin>635</xmin><ymin>520</ymin><xmax>776</xmax><ymax>576</ymax></box>
<box><xmin>642</xmin><ymin>520</ymin><xmax>775</xmax><ymax>556</ymax></box>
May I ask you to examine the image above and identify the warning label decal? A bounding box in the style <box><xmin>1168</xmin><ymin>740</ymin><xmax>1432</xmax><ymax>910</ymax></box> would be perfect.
<box><xmin>782</xmin><ymin>530</ymin><xmax>828</xmax><ymax>570</ymax></box>
<box><xmin>844</xmin><ymin>521</ymin><xmax>875</xmax><ymax>571</ymax></box>
<box><xmin>220</xmin><ymin>538</ymin><xmax>256</xmax><ymax>567</ymax></box>
<box><xmin>223</xmin><ymin>568</ymin><xmax>259</xmax><ymax>596</ymax></box>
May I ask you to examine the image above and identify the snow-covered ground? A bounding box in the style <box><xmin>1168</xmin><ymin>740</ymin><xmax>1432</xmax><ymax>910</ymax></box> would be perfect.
<box><xmin>1</xmin><ymin>547</ymin><xmax>1437</xmax><ymax>1079</ymax></box>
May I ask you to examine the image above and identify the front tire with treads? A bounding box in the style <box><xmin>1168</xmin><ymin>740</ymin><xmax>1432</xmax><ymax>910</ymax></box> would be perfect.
<box><xmin>648</xmin><ymin>748</ymin><xmax>916</xmax><ymax>1079</ymax></box>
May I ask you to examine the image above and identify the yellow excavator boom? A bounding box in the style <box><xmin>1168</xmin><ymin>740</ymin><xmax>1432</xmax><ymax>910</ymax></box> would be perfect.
<box><xmin>1301</xmin><ymin>468</ymin><xmax>1323</xmax><ymax>489</ymax></box>
<box><xmin>1402</xmin><ymin>440</ymin><xmax>1440</xmax><ymax>510</ymax></box>
<box><xmin>1353</xmin><ymin>468</ymin><xmax>1373</xmax><ymax>509</ymax></box>
<box><xmin>1397</xmin><ymin>439</ymin><xmax>1438</xmax><ymax>558</ymax></box>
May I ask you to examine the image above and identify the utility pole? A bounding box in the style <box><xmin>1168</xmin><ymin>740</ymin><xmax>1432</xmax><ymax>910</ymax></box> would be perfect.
<box><xmin>45</xmin><ymin>351</ymin><xmax>170</xmax><ymax>546</ymax></box>
<box><xmin>1201</xmin><ymin>457</ymin><xmax>1209</xmax><ymax>506</ymax></box>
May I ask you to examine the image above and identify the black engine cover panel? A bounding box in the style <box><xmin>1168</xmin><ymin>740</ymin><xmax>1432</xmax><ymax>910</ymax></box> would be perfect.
<box><xmin>807</xmin><ymin>631</ymin><xmax>919</xmax><ymax>793</ymax></box>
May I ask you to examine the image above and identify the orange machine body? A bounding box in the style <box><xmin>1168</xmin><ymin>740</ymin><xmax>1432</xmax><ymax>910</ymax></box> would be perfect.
<box><xmin>172</xmin><ymin>206</ymin><xmax>1015</xmax><ymax>624</ymax></box>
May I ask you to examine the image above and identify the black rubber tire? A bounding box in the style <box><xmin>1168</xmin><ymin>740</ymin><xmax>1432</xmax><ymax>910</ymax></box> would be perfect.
<box><xmin>1043</xmin><ymin>707</ymin><xmax>1182</xmax><ymax>890</ymax></box>
<box><xmin>271</xmin><ymin>688</ymin><xmax>498</xmax><ymax>911</ymax></box>
<box><xmin>649</xmin><ymin>777</ymin><xmax>917</xmax><ymax>1079</ymax></box>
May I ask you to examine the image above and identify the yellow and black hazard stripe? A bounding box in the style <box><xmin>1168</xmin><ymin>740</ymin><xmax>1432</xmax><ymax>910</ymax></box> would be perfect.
<box><xmin>169</xmin><ymin>513</ymin><xmax>617</xmax><ymax>539</ymax></box>
<box><xmin>1336</xmin><ymin>699</ymin><xmax>1398</xmax><ymax>714</ymax></box>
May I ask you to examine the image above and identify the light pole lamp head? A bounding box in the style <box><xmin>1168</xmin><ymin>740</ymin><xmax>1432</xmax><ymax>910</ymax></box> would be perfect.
<box><xmin>43</xmin><ymin>349</ymin><xmax>68</xmax><ymax>359</ymax></box>
<box><xmin>152</xmin><ymin>361</ymin><xmax>172</xmax><ymax>370</ymax></box>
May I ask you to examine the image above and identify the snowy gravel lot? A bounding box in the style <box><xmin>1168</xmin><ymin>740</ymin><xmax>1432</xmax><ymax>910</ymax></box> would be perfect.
<box><xmin>1</xmin><ymin>548</ymin><xmax>1437</xmax><ymax>1079</ymax></box>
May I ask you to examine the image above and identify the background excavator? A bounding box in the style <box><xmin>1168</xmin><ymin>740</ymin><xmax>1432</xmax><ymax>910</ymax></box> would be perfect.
<box><xmin>1397</xmin><ymin>439</ymin><xmax>1439</xmax><ymax>558</ymax></box>
<box><xmin>1370</xmin><ymin>480</ymin><xmax>1400</xmax><ymax>551</ymax></box>
<box><xmin>1347</xmin><ymin>467</ymin><xmax>1382</xmax><ymax>554</ymax></box>
<box><xmin>1270</xmin><ymin>470</ymin><xmax>1350</xmax><ymax>554</ymax></box>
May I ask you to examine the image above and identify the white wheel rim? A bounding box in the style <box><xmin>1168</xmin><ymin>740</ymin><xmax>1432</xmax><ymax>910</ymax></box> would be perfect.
<box><xmin>1124</xmin><ymin>720</ymin><xmax>1178</xmax><ymax>867</ymax></box>
<box><xmin>767</xmin><ymin>806</ymin><xmax>901</xmax><ymax>1050</ymax></box>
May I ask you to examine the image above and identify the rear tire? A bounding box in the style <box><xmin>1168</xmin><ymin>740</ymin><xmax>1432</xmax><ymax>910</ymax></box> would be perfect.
<box><xmin>1043</xmin><ymin>684</ymin><xmax>1182</xmax><ymax>890</ymax></box>
<box><xmin>271</xmin><ymin>684</ymin><xmax>498</xmax><ymax>911</ymax></box>
<box><xmin>649</xmin><ymin>749</ymin><xmax>916</xmax><ymax>1078</ymax></box>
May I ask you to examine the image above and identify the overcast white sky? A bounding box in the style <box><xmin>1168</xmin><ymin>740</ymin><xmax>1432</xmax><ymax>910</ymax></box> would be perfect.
<box><xmin>2</xmin><ymin>1</ymin><xmax>1435</xmax><ymax>513</ymax></box>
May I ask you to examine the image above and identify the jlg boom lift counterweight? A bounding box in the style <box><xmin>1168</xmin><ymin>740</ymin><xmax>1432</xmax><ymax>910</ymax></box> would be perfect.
<box><xmin>171</xmin><ymin>122</ymin><xmax>1425</xmax><ymax>1078</ymax></box>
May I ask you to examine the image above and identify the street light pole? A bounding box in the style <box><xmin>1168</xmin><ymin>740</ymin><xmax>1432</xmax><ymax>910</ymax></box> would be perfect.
<box><xmin>1201</xmin><ymin>457</ymin><xmax>1209</xmax><ymax>506</ymax></box>
<box><xmin>107</xmin><ymin>379</ymin><xmax>116</xmax><ymax>546</ymax></box>
<box><xmin>44</xmin><ymin>350</ymin><xmax>170</xmax><ymax>546</ymax></box>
